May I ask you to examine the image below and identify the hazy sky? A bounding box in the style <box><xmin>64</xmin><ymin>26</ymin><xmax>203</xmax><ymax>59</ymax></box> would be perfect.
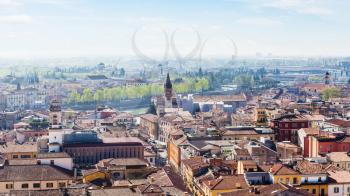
<box><xmin>0</xmin><ymin>0</ymin><xmax>349</xmax><ymax>58</ymax></box>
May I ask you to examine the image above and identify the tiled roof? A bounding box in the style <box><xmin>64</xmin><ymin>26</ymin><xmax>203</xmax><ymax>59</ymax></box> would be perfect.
<box><xmin>270</xmin><ymin>164</ymin><xmax>299</xmax><ymax>175</ymax></box>
<box><xmin>182</xmin><ymin>156</ymin><xmax>209</xmax><ymax>171</ymax></box>
<box><xmin>140</xmin><ymin>114</ymin><xmax>159</xmax><ymax>123</ymax></box>
<box><xmin>220</xmin><ymin>183</ymin><xmax>313</xmax><ymax>196</ymax></box>
<box><xmin>148</xmin><ymin>166</ymin><xmax>187</xmax><ymax>191</ymax></box>
<box><xmin>0</xmin><ymin>165</ymin><xmax>73</xmax><ymax>181</ymax></box>
<box><xmin>202</xmin><ymin>175</ymin><xmax>248</xmax><ymax>190</ymax></box>
<box><xmin>328</xmin><ymin>170</ymin><xmax>350</xmax><ymax>183</ymax></box>
<box><xmin>193</xmin><ymin>94</ymin><xmax>246</xmax><ymax>103</ymax></box>
<box><xmin>327</xmin><ymin>152</ymin><xmax>350</xmax><ymax>162</ymax></box>
<box><xmin>0</xmin><ymin>142</ymin><xmax>37</xmax><ymax>153</ymax></box>
<box><xmin>326</xmin><ymin>119</ymin><xmax>350</xmax><ymax>127</ymax></box>
<box><xmin>299</xmin><ymin>128</ymin><xmax>319</xmax><ymax>136</ymax></box>
<box><xmin>97</xmin><ymin>158</ymin><xmax>148</xmax><ymax>168</ymax></box>
<box><xmin>295</xmin><ymin>160</ymin><xmax>326</xmax><ymax>174</ymax></box>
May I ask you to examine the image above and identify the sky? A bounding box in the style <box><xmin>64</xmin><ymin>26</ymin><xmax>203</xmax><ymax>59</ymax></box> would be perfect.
<box><xmin>0</xmin><ymin>0</ymin><xmax>349</xmax><ymax>59</ymax></box>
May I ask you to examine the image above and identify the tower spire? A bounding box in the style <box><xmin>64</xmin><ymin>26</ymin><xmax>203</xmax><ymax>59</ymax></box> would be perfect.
<box><xmin>164</xmin><ymin>73</ymin><xmax>173</xmax><ymax>100</ymax></box>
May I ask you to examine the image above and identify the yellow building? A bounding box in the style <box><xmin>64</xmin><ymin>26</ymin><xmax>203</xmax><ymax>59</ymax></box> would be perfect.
<box><xmin>295</xmin><ymin>160</ymin><xmax>328</xmax><ymax>196</ymax></box>
<box><xmin>201</xmin><ymin>175</ymin><xmax>249</xmax><ymax>196</ymax></box>
<box><xmin>269</xmin><ymin>163</ymin><xmax>301</xmax><ymax>185</ymax></box>
<box><xmin>254</xmin><ymin>108</ymin><xmax>269</xmax><ymax>127</ymax></box>
<box><xmin>181</xmin><ymin>157</ymin><xmax>209</xmax><ymax>195</ymax></box>
<box><xmin>82</xmin><ymin>169</ymin><xmax>107</xmax><ymax>183</ymax></box>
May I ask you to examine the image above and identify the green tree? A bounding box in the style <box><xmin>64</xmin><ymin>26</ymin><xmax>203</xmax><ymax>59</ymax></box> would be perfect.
<box><xmin>147</xmin><ymin>102</ymin><xmax>157</xmax><ymax>115</ymax></box>
<box><xmin>68</xmin><ymin>90</ymin><xmax>81</xmax><ymax>103</ymax></box>
<box><xmin>119</xmin><ymin>68</ymin><xmax>126</xmax><ymax>77</ymax></box>
<box><xmin>322</xmin><ymin>87</ymin><xmax>340</xmax><ymax>101</ymax></box>
<box><xmin>81</xmin><ymin>88</ymin><xmax>93</xmax><ymax>103</ymax></box>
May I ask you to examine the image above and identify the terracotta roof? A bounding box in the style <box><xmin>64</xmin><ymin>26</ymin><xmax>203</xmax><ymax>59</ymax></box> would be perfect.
<box><xmin>299</xmin><ymin>128</ymin><xmax>320</xmax><ymax>136</ymax></box>
<box><xmin>97</xmin><ymin>158</ymin><xmax>148</xmax><ymax>168</ymax></box>
<box><xmin>202</xmin><ymin>175</ymin><xmax>248</xmax><ymax>190</ymax></box>
<box><xmin>0</xmin><ymin>142</ymin><xmax>37</xmax><ymax>153</ymax></box>
<box><xmin>327</xmin><ymin>152</ymin><xmax>350</xmax><ymax>162</ymax></box>
<box><xmin>140</xmin><ymin>114</ymin><xmax>159</xmax><ymax>123</ymax></box>
<box><xmin>138</xmin><ymin>184</ymin><xmax>163</xmax><ymax>194</ymax></box>
<box><xmin>270</xmin><ymin>164</ymin><xmax>299</xmax><ymax>175</ymax></box>
<box><xmin>0</xmin><ymin>165</ymin><xmax>73</xmax><ymax>181</ymax></box>
<box><xmin>182</xmin><ymin>156</ymin><xmax>209</xmax><ymax>171</ymax></box>
<box><xmin>326</xmin><ymin>119</ymin><xmax>350</xmax><ymax>127</ymax></box>
<box><xmin>193</xmin><ymin>94</ymin><xmax>247</xmax><ymax>103</ymax></box>
<box><xmin>220</xmin><ymin>183</ymin><xmax>313</xmax><ymax>196</ymax></box>
<box><xmin>148</xmin><ymin>166</ymin><xmax>186</xmax><ymax>191</ymax></box>
<box><xmin>233</xmin><ymin>148</ymin><xmax>250</xmax><ymax>156</ymax></box>
<box><xmin>295</xmin><ymin>160</ymin><xmax>326</xmax><ymax>174</ymax></box>
<box><xmin>328</xmin><ymin>170</ymin><xmax>350</xmax><ymax>183</ymax></box>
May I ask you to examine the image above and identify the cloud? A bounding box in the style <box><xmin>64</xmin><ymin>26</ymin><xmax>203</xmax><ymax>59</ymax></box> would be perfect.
<box><xmin>261</xmin><ymin>0</ymin><xmax>334</xmax><ymax>16</ymax></box>
<box><xmin>236</xmin><ymin>17</ymin><xmax>282</xmax><ymax>26</ymax></box>
<box><xmin>0</xmin><ymin>14</ymin><xmax>33</xmax><ymax>24</ymax></box>
<box><xmin>300</xmin><ymin>7</ymin><xmax>333</xmax><ymax>15</ymax></box>
<box><xmin>0</xmin><ymin>0</ymin><xmax>21</xmax><ymax>6</ymax></box>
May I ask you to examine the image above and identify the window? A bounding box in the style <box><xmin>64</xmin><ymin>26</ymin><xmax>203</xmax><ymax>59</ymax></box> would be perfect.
<box><xmin>334</xmin><ymin>187</ymin><xmax>339</xmax><ymax>193</ymax></box>
<box><xmin>58</xmin><ymin>182</ymin><xmax>66</xmax><ymax>188</ymax></box>
<box><xmin>318</xmin><ymin>177</ymin><xmax>322</xmax><ymax>182</ymax></box>
<box><xmin>20</xmin><ymin>154</ymin><xmax>31</xmax><ymax>159</ymax></box>
<box><xmin>6</xmin><ymin>184</ymin><xmax>13</xmax><ymax>189</ymax></box>
<box><xmin>33</xmin><ymin>183</ymin><xmax>40</xmax><ymax>188</ymax></box>
<box><xmin>286</xmin><ymin>178</ymin><xmax>289</xmax><ymax>184</ymax></box>
<box><xmin>21</xmin><ymin>184</ymin><xmax>29</xmax><ymax>189</ymax></box>
<box><xmin>305</xmin><ymin>177</ymin><xmax>308</xmax><ymax>183</ymax></box>
<box><xmin>348</xmin><ymin>187</ymin><xmax>350</xmax><ymax>193</ymax></box>
<box><xmin>12</xmin><ymin>155</ymin><xmax>18</xmax><ymax>159</ymax></box>
<box><xmin>312</xmin><ymin>189</ymin><xmax>316</xmax><ymax>194</ymax></box>
<box><xmin>37</xmin><ymin>160</ymin><xmax>41</xmax><ymax>165</ymax></box>
<box><xmin>46</xmin><ymin>183</ymin><xmax>54</xmax><ymax>188</ymax></box>
<box><xmin>293</xmin><ymin>177</ymin><xmax>297</xmax><ymax>184</ymax></box>
<box><xmin>50</xmin><ymin>160</ymin><xmax>54</xmax><ymax>165</ymax></box>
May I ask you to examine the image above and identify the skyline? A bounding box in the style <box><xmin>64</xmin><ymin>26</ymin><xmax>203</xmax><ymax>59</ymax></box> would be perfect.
<box><xmin>0</xmin><ymin>0</ymin><xmax>349</xmax><ymax>58</ymax></box>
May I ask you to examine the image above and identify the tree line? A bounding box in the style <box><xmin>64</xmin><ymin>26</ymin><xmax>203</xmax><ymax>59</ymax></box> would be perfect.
<box><xmin>67</xmin><ymin>78</ymin><xmax>209</xmax><ymax>104</ymax></box>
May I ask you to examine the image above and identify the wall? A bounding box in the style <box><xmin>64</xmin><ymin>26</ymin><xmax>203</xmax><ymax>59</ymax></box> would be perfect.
<box><xmin>37</xmin><ymin>157</ymin><xmax>73</xmax><ymax>171</ymax></box>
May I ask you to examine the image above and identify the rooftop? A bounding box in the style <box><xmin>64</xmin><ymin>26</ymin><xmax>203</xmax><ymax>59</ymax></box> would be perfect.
<box><xmin>328</xmin><ymin>170</ymin><xmax>350</xmax><ymax>183</ymax></box>
<box><xmin>0</xmin><ymin>142</ymin><xmax>37</xmax><ymax>153</ymax></box>
<box><xmin>0</xmin><ymin>165</ymin><xmax>72</xmax><ymax>181</ymax></box>
<box><xmin>270</xmin><ymin>164</ymin><xmax>299</xmax><ymax>175</ymax></box>
<box><xmin>202</xmin><ymin>175</ymin><xmax>248</xmax><ymax>190</ymax></box>
<box><xmin>326</xmin><ymin>119</ymin><xmax>350</xmax><ymax>127</ymax></box>
<box><xmin>327</xmin><ymin>152</ymin><xmax>350</xmax><ymax>162</ymax></box>
<box><xmin>295</xmin><ymin>160</ymin><xmax>326</xmax><ymax>174</ymax></box>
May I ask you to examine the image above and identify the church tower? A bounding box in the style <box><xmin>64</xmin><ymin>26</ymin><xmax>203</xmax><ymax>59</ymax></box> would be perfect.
<box><xmin>164</xmin><ymin>73</ymin><xmax>173</xmax><ymax>101</ymax></box>
<box><xmin>325</xmin><ymin>71</ymin><xmax>331</xmax><ymax>85</ymax></box>
<box><xmin>49</xmin><ymin>99</ymin><xmax>62</xmax><ymax>129</ymax></box>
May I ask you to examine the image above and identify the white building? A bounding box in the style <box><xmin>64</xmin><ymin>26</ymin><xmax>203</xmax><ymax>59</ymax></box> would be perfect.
<box><xmin>37</xmin><ymin>152</ymin><xmax>74</xmax><ymax>171</ymax></box>
<box><xmin>328</xmin><ymin>170</ymin><xmax>350</xmax><ymax>196</ymax></box>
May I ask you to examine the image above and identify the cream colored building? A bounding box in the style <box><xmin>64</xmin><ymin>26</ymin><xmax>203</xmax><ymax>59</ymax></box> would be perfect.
<box><xmin>0</xmin><ymin>165</ymin><xmax>73</xmax><ymax>193</ymax></box>
<box><xmin>0</xmin><ymin>142</ymin><xmax>38</xmax><ymax>165</ymax></box>
<box><xmin>327</xmin><ymin>152</ymin><xmax>350</xmax><ymax>171</ymax></box>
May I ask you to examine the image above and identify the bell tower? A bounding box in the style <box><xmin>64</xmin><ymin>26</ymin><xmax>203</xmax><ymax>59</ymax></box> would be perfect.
<box><xmin>49</xmin><ymin>99</ymin><xmax>62</xmax><ymax>129</ymax></box>
<box><xmin>164</xmin><ymin>73</ymin><xmax>173</xmax><ymax>101</ymax></box>
<box><xmin>325</xmin><ymin>71</ymin><xmax>331</xmax><ymax>85</ymax></box>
